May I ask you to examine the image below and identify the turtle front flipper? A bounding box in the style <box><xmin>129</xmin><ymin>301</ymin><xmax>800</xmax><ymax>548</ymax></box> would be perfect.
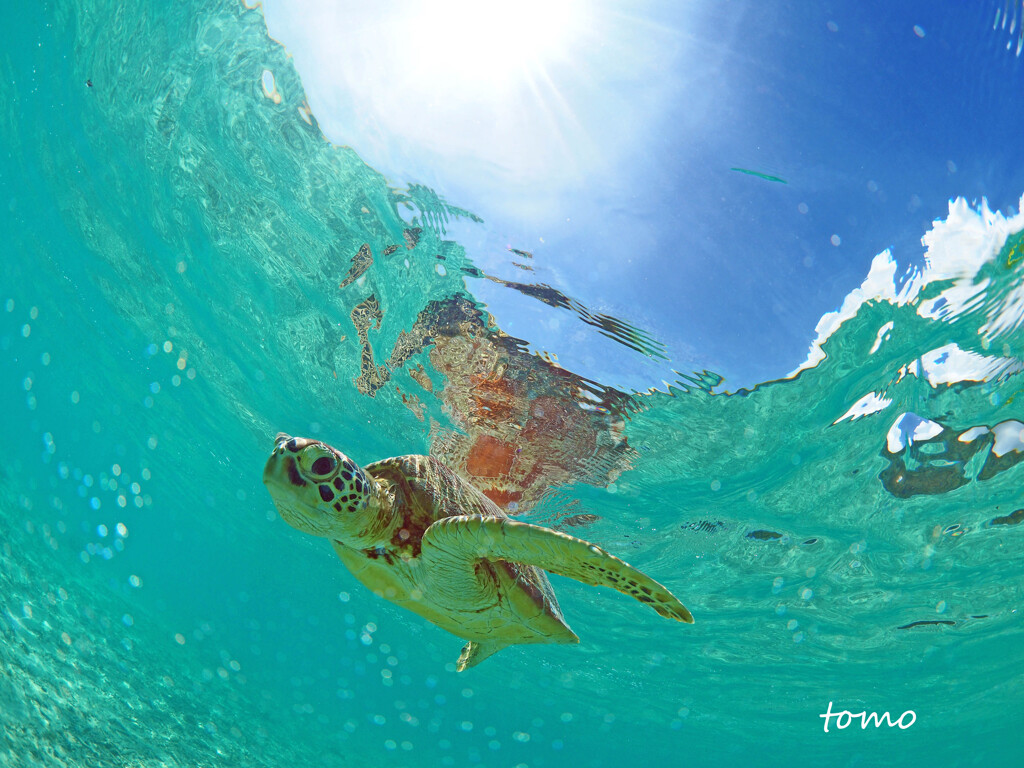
<box><xmin>422</xmin><ymin>515</ymin><xmax>694</xmax><ymax>624</ymax></box>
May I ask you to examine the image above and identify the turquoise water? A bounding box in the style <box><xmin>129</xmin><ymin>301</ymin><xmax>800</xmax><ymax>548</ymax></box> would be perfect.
<box><xmin>2</xmin><ymin>1</ymin><xmax>1024</xmax><ymax>766</ymax></box>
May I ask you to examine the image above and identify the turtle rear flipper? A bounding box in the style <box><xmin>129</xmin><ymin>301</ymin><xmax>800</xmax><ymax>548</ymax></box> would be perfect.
<box><xmin>456</xmin><ymin>640</ymin><xmax>503</xmax><ymax>672</ymax></box>
<box><xmin>422</xmin><ymin>515</ymin><xmax>694</xmax><ymax>624</ymax></box>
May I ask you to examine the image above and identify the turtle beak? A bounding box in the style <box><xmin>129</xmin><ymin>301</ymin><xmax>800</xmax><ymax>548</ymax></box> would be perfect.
<box><xmin>264</xmin><ymin>434</ymin><xmax>310</xmax><ymax>489</ymax></box>
<box><xmin>265</xmin><ymin>433</ymin><xmax>320</xmax><ymax>487</ymax></box>
<box><xmin>265</xmin><ymin>433</ymin><xmax>296</xmax><ymax>487</ymax></box>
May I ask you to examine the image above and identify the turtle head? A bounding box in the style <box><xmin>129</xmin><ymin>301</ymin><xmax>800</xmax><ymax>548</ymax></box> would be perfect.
<box><xmin>263</xmin><ymin>433</ymin><xmax>382</xmax><ymax>542</ymax></box>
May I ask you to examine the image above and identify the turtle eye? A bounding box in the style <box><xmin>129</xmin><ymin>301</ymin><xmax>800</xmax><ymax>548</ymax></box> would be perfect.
<box><xmin>310</xmin><ymin>456</ymin><xmax>336</xmax><ymax>476</ymax></box>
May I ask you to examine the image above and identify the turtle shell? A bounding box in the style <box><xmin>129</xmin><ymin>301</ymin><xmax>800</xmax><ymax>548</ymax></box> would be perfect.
<box><xmin>331</xmin><ymin>455</ymin><xmax>578</xmax><ymax>646</ymax></box>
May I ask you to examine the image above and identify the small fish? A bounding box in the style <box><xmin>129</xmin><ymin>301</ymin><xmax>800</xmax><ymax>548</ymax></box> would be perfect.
<box><xmin>731</xmin><ymin>167</ymin><xmax>787</xmax><ymax>184</ymax></box>
<box><xmin>896</xmin><ymin>620</ymin><xmax>956</xmax><ymax>630</ymax></box>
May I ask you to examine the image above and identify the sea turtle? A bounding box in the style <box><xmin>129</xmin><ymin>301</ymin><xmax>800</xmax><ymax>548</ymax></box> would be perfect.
<box><xmin>263</xmin><ymin>433</ymin><xmax>694</xmax><ymax>670</ymax></box>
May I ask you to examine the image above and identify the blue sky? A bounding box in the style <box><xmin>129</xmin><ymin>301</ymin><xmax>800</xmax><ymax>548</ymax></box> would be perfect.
<box><xmin>260</xmin><ymin>0</ymin><xmax>1024</xmax><ymax>391</ymax></box>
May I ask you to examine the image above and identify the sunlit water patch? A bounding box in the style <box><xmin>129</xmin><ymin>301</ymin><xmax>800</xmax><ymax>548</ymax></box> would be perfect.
<box><xmin>2</xmin><ymin>1</ymin><xmax>1023</xmax><ymax>767</ymax></box>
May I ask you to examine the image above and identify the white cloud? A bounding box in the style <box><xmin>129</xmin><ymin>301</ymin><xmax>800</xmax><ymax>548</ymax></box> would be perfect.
<box><xmin>792</xmin><ymin>195</ymin><xmax>1024</xmax><ymax>378</ymax></box>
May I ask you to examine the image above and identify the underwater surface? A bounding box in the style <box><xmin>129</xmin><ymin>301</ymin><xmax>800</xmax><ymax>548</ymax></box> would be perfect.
<box><xmin>2</xmin><ymin>1</ymin><xmax>1023</xmax><ymax>766</ymax></box>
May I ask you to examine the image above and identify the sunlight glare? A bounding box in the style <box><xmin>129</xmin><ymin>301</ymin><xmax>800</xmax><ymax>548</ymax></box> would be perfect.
<box><xmin>404</xmin><ymin>0</ymin><xmax>582</xmax><ymax>90</ymax></box>
<box><xmin>259</xmin><ymin>0</ymin><xmax>688</xmax><ymax>208</ymax></box>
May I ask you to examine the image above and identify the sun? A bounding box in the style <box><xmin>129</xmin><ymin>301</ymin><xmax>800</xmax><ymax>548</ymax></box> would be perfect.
<box><xmin>398</xmin><ymin>0</ymin><xmax>584</xmax><ymax>92</ymax></box>
<box><xmin>261</xmin><ymin>0</ymin><xmax>683</xmax><ymax>194</ymax></box>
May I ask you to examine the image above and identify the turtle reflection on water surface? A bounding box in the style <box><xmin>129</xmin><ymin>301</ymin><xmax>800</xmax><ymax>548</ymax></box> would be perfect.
<box><xmin>263</xmin><ymin>433</ymin><xmax>693</xmax><ymax>671</ymax></box>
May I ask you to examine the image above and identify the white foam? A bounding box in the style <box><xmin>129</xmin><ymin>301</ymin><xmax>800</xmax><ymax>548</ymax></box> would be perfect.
<box><xmin>886</xmin><ymin>412</ymin><xmax>943</xmax><ymax>454</ymax></box>
<box><xmin>869</xmin><ymin>321</ymin><xmax>894</xmax><ymax>354</ymax></box>
<box><xmin>991</xmin><ymin>420</ymin><xmax>1024</xmax><ymax>457</ymax></box>
<box><xmin>958</xmin><ymin>426</ymin><xmax>990</xmax><ymax>443</ymax></box>
<box><xmin>794</xmin><ymin>249</ymin><xmax>910</xmax><ymax>373</ymax></box>
<box><xmin>835</xmin><ymin>392</ymin><xmax>892</xmax><ymax>424</ymax></box>
<box><xmin>792</xmin><ymin>195</ymin><xmax>1024</xmax><ymax>378</ymax></box>
<box><xmin>907</xmin><ymin>343</ymin><xmax>1024</xmax><ymax>387</ymax></box>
